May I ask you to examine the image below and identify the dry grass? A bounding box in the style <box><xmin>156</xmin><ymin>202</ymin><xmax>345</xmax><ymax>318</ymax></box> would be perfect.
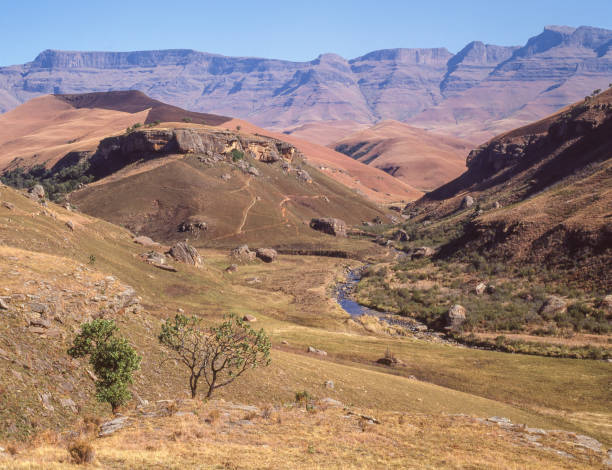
<box><xmin>0</xmin><ymin>401</ymin><xmax>606</xmax><ymax>469</ymax></box>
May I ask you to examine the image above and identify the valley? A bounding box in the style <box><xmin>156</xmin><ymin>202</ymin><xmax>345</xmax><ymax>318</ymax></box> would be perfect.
<box><xmin>0</xmin><ymin>30</ymin><xmax>610</xmax><ymax>468</ymax></box>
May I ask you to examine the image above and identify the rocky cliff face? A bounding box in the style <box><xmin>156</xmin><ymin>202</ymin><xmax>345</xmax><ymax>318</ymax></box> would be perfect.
<box><xmin>86</xmin><ymin>127</ymin><xmax>301</xmax><ymax>178</ymax></box>
<box><xmin>1</xmin><ymin>26</ymin><xmax>611</xmax><ymax>138</ymax></box>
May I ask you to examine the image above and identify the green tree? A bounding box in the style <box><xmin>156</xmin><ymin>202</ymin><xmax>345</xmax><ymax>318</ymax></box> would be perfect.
<box><xmin>158</xmin><ymin>314</ymin><xmax>271</xmax><ymax>398</ymax></box>
<box><xmin>68</xmin><ymin>319</ymin><xmax>141</xmax><ymax>412</ymax></box>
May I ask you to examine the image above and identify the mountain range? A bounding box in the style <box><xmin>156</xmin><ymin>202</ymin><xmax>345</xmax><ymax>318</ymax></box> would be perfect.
<box><xmin>1</xmin><ymin>25</ymin><xmax>611</xmax><ymax>141</ymax></box>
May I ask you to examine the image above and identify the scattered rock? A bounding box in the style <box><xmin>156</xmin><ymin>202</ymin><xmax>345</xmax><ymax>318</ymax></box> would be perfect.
<box><xmin>60</xmin><ymin>398</ymin><xmax>78</xmax><ymax>413</ymax></box>
<box><xmin>393</xmin><ymin>230</ymin><xmax>409</xmax><ymax>242</ymax></box>
<box><xmin>242</xmin><ymin>314</ymin><xmax>257</xmax><ymax>322</ymax></box>
<box><xmin>411</xmin><ymin>246</ymin><xmax>435</xmax><ymax>259</ymax></box>
<box><xmin>28</xmin><ymin>184</ymin><xmax>45</xmax><ymax>201</ymax></box>
<box><xmin>247</xmin><ymin>166</ymin><xmax>260</xmax><ymax>176</ymax></box>
<box><xmin>62</xmin><ymin>202</ymin><xmax>72</xmax><ymax>211</ymax></box>
<box><xmin>307</xmin><ymin>346</ymin><xmax>327</xmax><ymax>356</ymax></box>
<box><xmin>225</xmin><ymin>264</ymin><xmax>238</xmax><ymax>273</ymax></box>
<box><xmin>539</xmin><ymin>296</ymin><xmax>567</xmax><ymax>319</ymax></box>
<box><xmin>319</xmin><ymin>397</ymin><xmax>343</xmax><ymax>407</ymax></box>
<box><xmin>141</xmin><ymin>251</ymin><xmax>167</xmax><ymax>265</ymax></box>
<box><xmin>281</xmin><ymin>340</ymin><xmax>289</xmax><ymax>345</ymax></box>
<box><xmin>475</xmin><ymin>282</ymin><xmax>487</xmax><ymax>295</ymax></box>
<box><xmin>600</xmin><ymin>294</ymin><xmax>612</xmax><ymax>312</ymax></box>
<box><xmin>376</xmin><ymin>356</ymin><xmax>404</xmax><ymax>367</ymax></box>
<box><xmin>486</xmin><ymin>285</ymin><xmax>496</xmax><ymax>294</ymax></box>
<box><xmin>231</xmin><ymin>244</ymin><xmax>256</xmax><ymax>262</ymax></box>
<box><xmin>0</xmin><ymin>298</ymin><xmax>9</xmax><ymax>309</ymax></box>
<box><xmin>256</xmin><ymin>248</ymin><xmax>277</xmax><ymax>263</ymax></box>
<box><xmin>29</xmin><ymin>302</ymin><xmax>48</xmax><ymax>314</ymax></box>
<box><xmin>99</xmin><ymin>416</ymin><xmax>130</xmax><ymax>437</ymax></box>
<box><xmin>65</xmin><ymin>220</ymin><xmax>75</xmax><ymax>231</ymax></box>
<box><xmin>221</xmin><ymin>173</ymin><xmax>232</xmax><ymax>181</ymax></box>
<box><xmin>493</xmin><ymin>201</ymin><xmax>502</xmax><ymax>209</ymax></box>
<box><xmin>168</xmin><ymin>241</ymin><xmax>202</xmax><ymax>267</ymax></box>
<box><xmin>1</xmin><ymin>201</ymin><xmax>14</xmax><ymax>210</ymax></box>
<box><xmin>461</xmin><ymin>195</ymin><xmax>474</xmax><ymax>209</ymax></box>
<box><xmin>324</xmin><ymin>380</ymin><xmax>335</xmax><ymax>390</ymax></box>
<box><xmin>178</xmin><ymin>217</ymin><xmax>207</xmax><ymax>234</ymax></box>
<box><xmin>445</xmin><ymin>304</ymin><xmax>467</xmax><ymax>329</ymax></box>
<box><xmin>310</xmin><ymin>218</ymin><xmax>347</xmax><ymax>237</ymax></box>
<box><xmin>296</xmin><ymin>169</ymin><xmax>312</xmax><ymax>182</ymax></box>
<box><xmin>133</xmin><ymin>236</ymin><xmax>159</xmax><ymax>247</ymax></box>
<box><xmin>29</xmin><ymin>318</ymin><xmax>51</xmax><ymax>328</ymax></box>
<box><xmin>153</xmin><ymin>263</ymin><xmax>178</xmax><ymax>272</ymax></box>
<box><xmin>41</xmin><ymin>393</ymin><xmax>54</xmax><ymax>411</ymax></box>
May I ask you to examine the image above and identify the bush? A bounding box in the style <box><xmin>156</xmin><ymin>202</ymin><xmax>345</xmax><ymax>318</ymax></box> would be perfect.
<box><xmin>68</xmin><ymin>439</ymin><xmax>95</xmax><ymax>464</ymax></box>
<box><xmin>231</xmin><ymin>149</ymin><xmax>244</xmax><ymax>162</ymax></box>
<box><xmin>159</xmin><ymin>313</ymin><xmax>271</xmax><ymax>398</ymax></box>
<box><xmin>67</xmin><ymin>319</ymin><xmax>141</xmax><ymax>412</ymax></box>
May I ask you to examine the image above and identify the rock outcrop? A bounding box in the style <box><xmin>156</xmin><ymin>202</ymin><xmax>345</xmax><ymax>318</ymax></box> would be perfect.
<box><xmin>87</xmin><ymin>127</ymin><xmax>302</xmax><ymax>179</ymax></box>
<box><xmin>255</xmin><ymin>248</ymin><xmax>277</xmax><ymax>263</ymax></box>
<box><xmin>309</xmin><ymin>218</ymin><xmax>347</xmax><ymax>237</ymax></box>
<box><xmin>445</xmin><ymin>304</ymin><xmax>467</xmax><ymax>329</ymax></box>
<box><xmin>168</xmin><ymin>241</ymin><xmax>202</xmax><ymax>267</ymax></box>
<box><xmin>231</xmin><ymin>245</ymin><xmax>256</xmax><ymax>262</ymax></box>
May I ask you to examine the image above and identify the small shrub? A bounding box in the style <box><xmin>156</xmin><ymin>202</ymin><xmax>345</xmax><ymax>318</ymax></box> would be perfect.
<box><xmin>295</xmin><ymin>390</ymin><xmax>311</xmax><ymax>403</ymax></box>
<box><xmin>206</xmin><ymin>409</ymin><xmax>221</xmax><ymax>424</ymax></box>
<box><xmin>68</xmin><ymin>439</ymin><xmax>95</xmax><ymax>464</ymax></box>
<box><xmin>182</xmin><ymin>117</ymin><xmax>193</xmax><ymax>123</ymax></box>
<box><xmin>231</xmin><ymin>149</ymin><xmax>244</xmax><ymax>162</ymax></box>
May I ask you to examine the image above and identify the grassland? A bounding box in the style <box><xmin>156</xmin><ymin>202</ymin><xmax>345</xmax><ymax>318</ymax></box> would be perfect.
<box><xmin>0</xmin><ymin>183</ymin><xmax>611</xmax><ymax>468</ymax></box>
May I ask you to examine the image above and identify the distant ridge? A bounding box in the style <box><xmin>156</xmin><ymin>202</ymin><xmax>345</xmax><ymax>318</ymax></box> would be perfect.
<box><xmin>0</xmin><ymin>26</ymin><xmax>611</xmax><ymax>141</ymax></box>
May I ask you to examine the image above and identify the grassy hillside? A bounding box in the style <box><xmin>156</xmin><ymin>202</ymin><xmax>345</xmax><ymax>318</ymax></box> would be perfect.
<box><xmin>1</xmin><ymin>182</ymin><xmax>611</xmax><ymax>465</ymax></box>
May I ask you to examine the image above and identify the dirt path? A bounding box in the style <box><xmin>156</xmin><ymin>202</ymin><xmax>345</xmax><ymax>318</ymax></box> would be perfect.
<box><xmin>237</xmin><ymin>196</ymin><xmax>258</xmax><ymax>234</ymax></box>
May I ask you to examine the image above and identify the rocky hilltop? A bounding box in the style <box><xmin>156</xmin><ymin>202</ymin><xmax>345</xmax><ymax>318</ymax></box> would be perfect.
<box><xmin>1</xmin><ymin>26</ymin><xmax>611</xmax><ymax>140</ymax></box>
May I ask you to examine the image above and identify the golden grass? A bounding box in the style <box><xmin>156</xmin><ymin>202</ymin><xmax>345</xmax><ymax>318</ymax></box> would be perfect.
<box><xmin>0</xmin><ymin>402</ymin><xmax>605</xmax><ymax>469</ymax></box>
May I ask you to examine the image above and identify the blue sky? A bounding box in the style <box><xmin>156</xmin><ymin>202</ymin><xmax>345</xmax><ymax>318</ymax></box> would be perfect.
<box><xmin>1</xmin><ymin>0</ymin><xmax>611</xmax><ymax>66</ymax></box>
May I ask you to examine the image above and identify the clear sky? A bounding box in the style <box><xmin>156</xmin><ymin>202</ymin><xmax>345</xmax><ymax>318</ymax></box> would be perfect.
<box><xmin>1</xmin><ymin>0</ymin><xmax>611</xmax><ymax>66</ymax></box>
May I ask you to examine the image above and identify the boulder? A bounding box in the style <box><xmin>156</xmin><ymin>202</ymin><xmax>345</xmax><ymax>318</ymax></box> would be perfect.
<box><xmin>141</xmin><ymin>251</ymin><xmax>167</xmax><ymax>265</ymax></box>
<box><xmin>247</xmin><ymin>166</ymin><xmax>260</xmax><ymax>176</ymax></box>
<box><xmin>393</xmin><ymin>230</ymin><xmax>409</xmax><ymax>242</ymax></box>
<box><xmin>65</xmin><ymin>220</ymin><xmax>75</xmax><ymax>231</ymax></box>
<box><xmin>539</xmin><ymin>296</ymin><xmax>567</xmax><ymax>318</ymax></box>
<box><xmin>242</xmin><ymin>314</ymin><xmax>257</xmax><ymax>322</ymax></box>
<box><xmin>1</xmin><ymin>201</ymin><xmax>14</xmax><ymax>210</ymax></box>
<box><xmin>475</xmin><ymin>282</ymin><xmax>487</xmax><ymax>295</ymax></box>
<box><xmin>445</xmin><ymin>304</ymin><xmax>467</xmax><ymax>329</ymax></box>
<box><xmin>324</xmin><ymin>380</ymin><xmax>334</xmax><ymax>390</ymax></box>
<box><xmin>99</xmin><ymin>416</ymin><xmax>130</xmax><ymax>437</ymax></box>
<box><xmin>296</xmin><ymin>169</ymin><xmax>312</xmax><ymax>182</ymax></box>
<box><xmin>168</xmin><ymin>241</ymin><xmax>202</xmax><ymax>267</ymax></box>
<box><xmin>60</xmin><ymin>397</ymin><xmax>78</xmax><ymax>413</ymax></box>
<box><xmin>133</xmin><ymin>236</ymin><xmax>159</xmax><ymax>247</ymax></box>
<box><xmin>28</xmin><ymin>184</ymin><xmax>45</xmax><ymax>201</ymax></box>
<box><xmin>310</xmin><ymin>218</ymin><xmax>347</xmax><ymax>237</ymax></box>
<box><xmin>307</xmin><ymin>346</ymin><xmax>327</xmax><ymax>356</ymax></box>
<box><xmin>461</xmin><ymin>195</ymin><xmax>474</xmax><ymax>209</ymax></box>
<box><xmin>493</xmin><ymin>201</ymin><xmax>502</xmax><ymax>209</ymax></box>
<box><xmin>178</xmin><ymin>217</ymin><xmax>207</xmax><ymax>234</ymax></box>
<box><xmin>231</xmin><ymin>244</ymin><xmax>256</xmax><ymax>262</ymax></box>
<box><xmin>318</xmin><ymin>397</ymin><xmax>343</xmax><ymax>408</ymax></box>
<box><xmin>225</xmin><ymin>264</ymin><xmax>238</xmax><ymax>273</ymax></box>
<box><xmin>0</xmin><ymin>298</ymin><xmax>9</xmax><ymax>310</ymax></box>
<box><xmin>256</xmin><ymin>248</ymin><xmax>277</xmax><ymax>263</ymax></box>
<box><xmin>411</xmin><ymin>246</ymin><xmax>435</xmax><ymax>259</ymax></box>
<box><xmin>30</xmin><ymin>318</ymin><xmax>52</xmax><ymax>328</ymax></box>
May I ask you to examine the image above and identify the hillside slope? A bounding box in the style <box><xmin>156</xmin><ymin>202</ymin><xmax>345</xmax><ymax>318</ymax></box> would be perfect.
<box><xmin>0</xmin><ymin>91</ymin><xmax>418</xmax><ymax>203</ymax></box>
<box><xmin>1</xmin><ymin>183</ymin><xmax>611</xmax><ymax>459</ymax></box>
<box><xmin>412</xmin><ymin>88</ymin><xmax>612</xmax><ymax>285</ymax></box>
<box><xmin>332</xmin><ymin>120</ymin><xmax>473</xmax><ymax>191</ymax></box>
